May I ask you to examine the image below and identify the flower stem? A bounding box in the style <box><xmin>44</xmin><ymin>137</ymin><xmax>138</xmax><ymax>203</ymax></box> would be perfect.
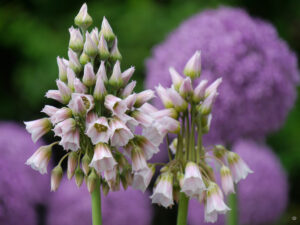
<box><xmin>176</xmin><ymin>192</ymin><xmax>189</xmax><ymax>225</ymax></box>
<box><xmin>91</xmin><ymin>179</ymin><xmax>102</xmax><ymax>225</ymax></box>
<box><xmin>226</xmin><ymin>191</ymin><xmax>238</xmax><ymax>225</ymax></box>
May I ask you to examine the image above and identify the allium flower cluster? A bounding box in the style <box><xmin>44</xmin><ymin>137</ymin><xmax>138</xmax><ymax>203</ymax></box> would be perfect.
<box><xmin>24</xmin><ymin>3</ymin><xmax>175</xmax><ymax>193</ymax></box>
<box><xmin>146</xmin><ymin>7</ymin><xmax>299</xmax><ymax>145</ymax></box>
<box><xmin>150</xmin><ymin>52</ymin><xmax>252</xmax><ymax>223</ymax></box>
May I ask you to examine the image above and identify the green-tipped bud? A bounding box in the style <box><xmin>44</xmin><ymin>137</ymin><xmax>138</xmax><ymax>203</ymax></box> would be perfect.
<box><xmin>110</xmin><ymin>38</ymin><xmax>122</xmax><ymax>61</ymax></box>
<box><xmin>79</xmin><ymin>52</ymin><xmax>90</xmax><ymax>65</ymax></box>
<box><xmin>82</xmin><ymin>153</ymin><xmax>91</xmax><ymax>175</ymax></box>
<box><xmin>67</xmin><ymin>152</ymin><xmax>78</xmax><ymax>180</ymax></box>
<box><xmin>100</xmin><ymin>16</ymin><xmax>115</xmax><ymax>42</ymax></box>
<box><xmin>69</xmin><ymin>26</ymin><xmax>84</xmax><ymax>52</ymax></box>
<box><xmin>74</xmin><ymin>3</ymin><xmax>93</xmax><ymax>30</ymax></box>
<box><xmin>98</xmin><ymin>34</ymin><xmax>110</xmax><ymax>60</ymax></box>
<box><xmin>102</xmin><ymin>181</ymin><xmax>110</xmax><ymax>196</ymax></box>
<box><xmin>183</xmin><ymin>50</ymin><xmax>201</xmax><ymax>79</ymax></box>
<box><xmin>75</xmin><ymin>167</ymin><xmax>85</xmax><ymax>187</ymax></box>
<box><xmin>51</xmin><ymin>165</ymin><xmax>63</xmax><ymax>192</ymax></box>
<box><xmin>84</xmin><ymin>32</ymin><xmax>98</xmax><ymax>57</ymax></box>
<box><xmin>87</xmin><ymin>169</ymin><xmax>98</xmax><ymax>193</ymax></box>
<box><xmin>109</xmin><ymin>60</ymin><xmax>123</xmax><ymax>88</ymax></box>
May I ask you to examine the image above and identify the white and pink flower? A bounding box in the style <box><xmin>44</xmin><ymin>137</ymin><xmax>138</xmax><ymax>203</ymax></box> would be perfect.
<box><xmin>90</xmin><ymin>143</ymin><xmax>117</xmax><ymax>172</ymax></box>
<box><xmin>86</xmin><ymin>117</ymin><xmax>111</xmax><ymax>144</ymax></box>
<box><xmin>227</xmin><ymin>152</ymin><xmax>253</xmax><ymax>183</ymax></box>
<box><xmin>220</xmin><ymin>166</ymin><xmax>235</xmax><ymax>195</ymax></box>
<box><xmin>132</xmin><ymin>165</ymin><xmax>155</xmax><ymax>192</ymax></box>
<box><xmin>24</xmin><ymin>118</ymin><xmax>51</xmax><ymax>143</ymax></box>
<box><xmin>110</xmin><ymin>117</ymin><xmax>134</xmax><ymax>147</ymax></box>
<box><xmin>104</xmin><ymin>95</ymin><xmax>127</xmax><ymax>116</ymax></box>
<box><xmin>59</xmin><ymin>129</ymin><xmax>80</xmax><ymax>151</ymax></box>
<box><xmin>26</xmin><ymin>144</ymin><xmax>53</xmax><ymax>174</ymax></box>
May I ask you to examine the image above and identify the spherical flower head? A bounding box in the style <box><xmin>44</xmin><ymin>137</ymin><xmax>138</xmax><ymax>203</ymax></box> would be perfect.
<box><xmin>0</xmin><ymin>122</ymin><xmax>49</xmax><ymax>224</ymax></box>
<box><xmin>187</xmin><ymin>140</ymin><xmax>289</xmax><ymax>225</ymax></box>
<box><xmin>47</xmin><ymin>178</ymin><xmax>153</xmax><ymax>225</ymax></box>
<box><xmin>146</xmin><ymin>7</ymin><xmax>299</xmax><ymax>145</ymax></box>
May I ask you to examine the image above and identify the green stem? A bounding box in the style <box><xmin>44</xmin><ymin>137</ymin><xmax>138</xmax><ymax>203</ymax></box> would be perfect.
<box><xmin>176</xmin><ymin>192</ymin><xmax>189</xmax><ymax>225</ymax></box>
<box><xmin>185</xmin><ymin>111</ymin><xmax>190</xmax><ymax>161</ymax></box>
<box><xmin>196</xmin><ymin>112</ymin><xmax>203</xmax><ymax>163</ymax></box>
<box><xmin>226</xmin><ymin>190</ymin><xmax>238</xmax><ymax>225</ymax></box>
<box><xmin>91</xmin><ymin>179</ymin><xmax>102</xmax><ymax>225</ymax></box>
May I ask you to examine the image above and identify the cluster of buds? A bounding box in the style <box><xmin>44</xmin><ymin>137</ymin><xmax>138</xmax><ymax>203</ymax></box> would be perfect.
<box><xmin>24</xmin><ymin>3</ymin><xmax>179</xmax><ymax>194</ymax></box>
<box><xmin>150</xmin><ymin>51</ymin><xmax>253</xmax><ymax>222</ymax></box>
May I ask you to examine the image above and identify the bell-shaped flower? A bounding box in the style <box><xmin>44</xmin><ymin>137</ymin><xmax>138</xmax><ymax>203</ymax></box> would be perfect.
<box><xmin>135</xmin><ymin>136</ymin><xmax>160</xmax><ymax>160</ymax></box>
<box><xmin>131</xmin><ymin>147</ymin><xmax>148</xmax><ymax>172</ymax></box>
<box><xmin>56</xmin><ymin>80</ymin><xmax>71</xmax><ymax>104</ymax></box>
<box><xmin>150</xmin><ymin>172</ymin><xmax>174</xmax><ymax>208</ymax></box>
<box><xmin>131</xmin><ymin>110</ymin><xmax>154</xmax><ymax>127</ymax></box>
<box><xmin>68</xmin><ymin>49</ymin><xmax>82</xmax><ymax>73</ymax></box>
<box><xmin>45</xmin><ymin>90</ymin><xmax>63</xmax><ymax>103</ymax></box>
<box><xmin>109</xmin><ymin>117</ymin><xmax>134</xmax><ymax>147</ymax></box>
<box><xmin>59</xmin><ymin>128</ymin><xmax>80</xmax><ymax>151</ymax></box>
<box><xmin>181</xmin><ymin>161</ymin><xmax>206</xmax><ymax>197</ymax></box>
<box><xmin>57</xmin><ymin>57</ymin><xmax>68</xmax><ymax>82</ymax></box>
<box><xmin>53</xmin><ymin>118</ymin><xmax>76</xmax><ymax>137</ymax></box>
<box><xmin>109</xmin><ymin>60</ymin><xmax>123</xmax><ymax>87</ymax></box>
<box><xmin>121</xmin><ymin>66</ymin><xmax>135</xmax><ymax>85</ymax></box>
<box><xmin>135</xmin><ymin>90</ymin><xmax>155</xmax><ymax>107</ymax></box>
<box><xmin>193</xmin><ymin>79</ymin><xmax>208</xmax><ymax>103</ymax></box>
<box><xmin>41</xmin><ymin>105</ymin><xmax>59</xmax><ymax>117</ymax></box>
<box><xmin>121</xmin><ymin>80</ymin><xmax>136</xmax><ymax>98</ymax></box>
<box><xmin>132</xmin><ymin>164</ymin><xmax>155</xmax><ymax>192</ymax></box>
<box><xmin>205</xmin><ymin>182</ymin><xmax>230</xmax><ymax>222</ymax></box>
<box><xmin>155</xmin><ymin>84</ymin><xmax>173</xmax><ymax>108</ymax></box>
<box><xmin>25</xmin><ymin>143</ymin><xmax>53</xmax><ymax>174</ymax></box>
<box><xmin>83</xmin><ymin>63</ymin><xmax>96</xmax><ymax>86</ymax></box>
<box><xmin>69</xmin><ymin>26</ymin><xmax>84</xmax><ymax>52</ymax></box>
<box><xmin>90</xmin><ymin>143</ymin><xmax>117</xmax><ymax>172</ymax></box>
<box><xmin>24</xmin><ymin>118</ymin><xmax>51</xmax><ymax>143</ymax></box>
<box><xmin>205</xmin><ymin>77</ymin><xmax>222</xmax><ymax>98</ymax></box>
<box><xmin>74</xmin><ymin>3</ymin><xmax>93</xmax><ymax>29</ymax></box>
<box><xmin>100</xmin><ymin>16</ymin><xmax>115</xmax><ymax>42</ymax></box>
<box><xmin>84</xmin><ymin>32</ymin><xmax>98</xmax><ymax>57</ymax></box>
<box><xmin>199</xmin><ymin>90</ymin><xmax>218</xmax><ymax>115</ymax></box>
<box><xmin>104</xmin><ymin>94</ymin><xmax>127</xmax><ymax>116</ymax></box>
<box><xmin>227</xmin><ymin>152</ymin><xmax>253</xmax><ymax>183</ymax></box>
<box><xmin>169</xmin><ymin>67</ymin><xmax>184</xmax><ymax>91</ymax></box>
<box><xmin>50</xmin><ymin>107</ymin><xmax>72</xmax><ymax>124</ymax></box>
<box><xmin>86</xmin><ymin>117</ymin><xmax>111</xmax><ymax>144</ymax></box>
<box><xmin>98</xmin><ymin>34</ymin><xmax>109</xmax><ymax>60</ymax></box>
<box><xmin>183</xmin><ymin>50</ymin><xmax>201</xmax><ymax>79</ymax></box>
<box><xmin>220</xmin><ymin>166</ymin><xmax>235</xmax><ymax>195</ymax></box>
<box><xmin>68</xmin><ymin>93</ymin><xmax>94</xmax><ymax>115</ymax></box>
<box><xmin>110</xmin><ymin>38</ymin><xmax>122</xmax><ymax>61</ymax></box>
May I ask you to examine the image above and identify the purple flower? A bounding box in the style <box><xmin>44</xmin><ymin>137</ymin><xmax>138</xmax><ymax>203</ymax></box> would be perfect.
<box><xmin>188</xmin><ymin>139</ymin><xmax>288</xmax><ymax>225</ymax></box>
<box><xmin>146</xmin><ymin>7</ymin><xmax>299</xmax><ymax>146</ymax></box>
<box><xmin>0</xmin><ymin>122</ymin><xmax>50</xmax><ymax>224</ymax></box>
<box><xmin>47</xmin><ymin>178</ymin><xmax>153</xmax><ymax>225</ymax></box>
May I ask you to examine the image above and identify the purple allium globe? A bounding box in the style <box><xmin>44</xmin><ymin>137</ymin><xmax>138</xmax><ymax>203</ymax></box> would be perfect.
<box><xmin>146</xmin><ymin>7</ymin><xmax>299</xmax><ymax>146</ymax></box>
<box><xmin>47</xmin><ymin>177</ymin><xmax>153</xmax><ymax>225</ymax></box>
<box><xmin>188</xmin><ymin>139</ymin><xmax>288</xmax><ymax>225</ymax></box>
<box><xmin>0</xmin><ymin>122</ymin><xmax>50</xmax><ymax>225</ymax></box>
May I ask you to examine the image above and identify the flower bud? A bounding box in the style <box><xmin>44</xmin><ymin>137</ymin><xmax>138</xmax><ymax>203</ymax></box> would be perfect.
<box><xmin>74</xmin><ymin>78</ymin><xmax>87</xmax><ymax>94</ymax></box>
<box><xmin>57</xmin><ymin>57</ymin><xmax>68</xmax><ymax>82</ymax></box>
<box><xmin>87</xmin><ymin>169</ymin><xmax>98</xmax><ymax>193</ymax></box>
<box><xmin>179</xmin><ymin>77</ymin><xmax>193</xmax><ymax>98</ymax></box>
<box><xmin>41</xmin><ymin>105</ymin><xmax>59</xmax><ymax>117</ymax></box>
<box><xmin>121</xmin><ymin>66</ymin><xmax>135</xmax><ymax>85</ymax></box>
<box><xmin>167</xmin><ymin>88</ymin><xmax>188</xmax><ymax>112</ymax></box>
<box><xmin>84</xmin><ymin>32</ymin><xmax>98</xmax><ymax>57</ymax></box>
<box><xmin>69</xmin><ymin>26</ymin><xmax>84</xmax><ymax>52</ymax></box>
<box><xmin>155</xmin><ymin>84</ymin><xmax>173</xmax><ymax>108</ymax></box>
<box><xmin>109</xmin><ymin>60</ymin><xmax>123</xmax><ymax>87</ymax></box>
<box><xmin>96</xmin><ymin>61</ymin><xmax>108</xmax><ymax>83</ymax></box>
<box><xmin>82</xmin><ymin>153</ymin><xmax>91</xmax><ymax>175</ymax></box>
<box><xmin>90</xmin><ymin>27</ymin><xmax>99</xmax><ymax>45</ymax></box>
<box><xmin>193</xmin><ymin>79</ymin><xmax>208</xmax><ymax>103</ymax></box>
<box><xmin>68</xmin><ymin>49</ymin><xmax>82</xmax><ymax>73</ymax></box>
<box><xmin>79</xmin><ymin>52</ymin><xmax>90</xmax><ymax>65</ymax></box>
<box><xmin>75</xmin><ymin>167</ymin><xmax>85</xmax><ymax>187</ymax></box>
<box><xmin>83</xmin><ymin>63</ymin><xmax>96</xmax><ymax>87</ymax></box>
<box><xmin>135</xmin><ymin>90</ymin><xmax>155</xmax><ymax>107</ymax></box>
<box><xmin>74</xmin><ymin>3</ymin><xmax>93</xmax><ymax>30</ymax></box>
<box><xmin>220</xmin><ymin>166</ymin><xmax>235</xmax><ymax>195</ymax></box>
<box><xmin>121</xmin><ymin>80</ymin><xmax>136</xmax><ymax>98</ymax></box>
<box><xmin>183</xmin><ymin>50</ymin><xmax>201</xmax><ymax>79</ymax></box>
<box><xmin>110</xmin><ymin>38</ymin><xmax>122</xmax><ymax>61</ymax></box>
<box><xmin>56</xmin><ymin>80</ymin><xmax>71</xmax><ymax>104</ymax></box>
<box><xmin>67</xmin><ymin>152</ymin><xmax>78</xmax><ymax>180</ymax></box>
<box><xmin>94</xmin><ymin>73</ymin><xmax>107</xmax><ymax>101</ymax></box>
<box><xmin>169</xmin><ymin>67</ymin><xmax>183</xmax><ymax>91</ymax></box>
<box><xmin>205</xmin><ymin>78</ymin><xmax>222</xmax><ymax>98</ymax></box>
<box><xmin>100</xmin><ymin>16</ymin><xmax>115</xmax><ymax>42</ymax></box>
<box><xmin>51</xmin><ymin>165</ymin><xmax>63</xmax><ymax>191</ymax></box>
<box><xmin>67</xmin><ymin>67</ymin><xmax>76</xmax><ymax>90</ymax></box>
<box><xmin>199</xmin><ymin>90</ymin><xmax>218</xmax><ymax>115</ymax></box>
<box><xmin>98</xmin><ymin>34</ymin><xmax>110</xmax><ymax>60</ymax></box>
<box><xmin>102</xmin><ymin>181</ymin><xmax>110</xmax><ymax>196</ymax></box>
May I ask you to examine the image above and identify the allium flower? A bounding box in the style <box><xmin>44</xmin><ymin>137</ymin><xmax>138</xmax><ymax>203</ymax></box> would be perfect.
<box><xmin>146</xmin><ymin>7</ymin><xmax>299</xmax><ymax>145</ymax></box>
<box><xmin>188</xmin><ymin>140</ymin><xmax>288</xmax><ymax>225</ymax></box>
<box><xmin>24</xmin><ymin>5</ymin><xmax>174</xmax><ymax>203</ymax></box>
<box><xmin>132</xmin><ymin>165</ymin><xmax>155</xmax><ymax>192</ymax></box>
<box><xmin>47</xmin><ymin>179</ymin><xmax>153</xmax><ymax>225</ymax></box>
<box><xmin>0</xmin><ymin>122</ymin><xmax>49</xmax><ymax>225</ymax></box>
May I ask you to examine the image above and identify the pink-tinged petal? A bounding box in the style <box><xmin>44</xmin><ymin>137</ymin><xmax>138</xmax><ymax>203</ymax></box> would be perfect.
<box><xmin>104</xmin><ymin>95</ymin><xmax>127</xmax><ymax>116</ymax></box>
<box><xmin>53</xmin><ymin>118</ymin><xmax>76</xmax><ymax>137</ymax></box>
<box><xmin>50</xmin><ymin>107</ymin><xmax>72</xmax><ymax>124</ymax></box>
<box><xmin>193</xmin><ymin>79</ymin><xmax>208</xmax><ymax>102</ymax></box>
<box><xmin>26</xmin><ymin>144</ymin><xmax>53</xmax><ymax>174</ymax></box>
<box><xmin>169</xmin><ymin>67</ymin><xmax>184</xmax><ymax>91</ymax></box>
<box><xmin>86</xmin><ymin>117</ymin><xmax>111</xmax><ymax>144</ymax></box>
<box><xmin>135</xmin><ymin>90</ymin><xmax>155</xmax><ymax>107</ymax></box>
<box><xmin>74</xmin><ymin>78</ymin><xmax>87</xmax><ymax>93</ymax></box>
<box><xmin>96</xmin><ymin>61</ymin><xmax>108</xmax><ymax>82</ymax></box>
<box><xmin>131</xmin><ymin>147</ymin><xmax>148</xmax><ymax>172</ymax></box>
<box><xmin>24</xmin><ymin>118</ymin><xmax>51</xmax><ymax>143</ymax></box>
<box><xmin>68</xmin><ymin>93</ymin><xmax>94</xmax><ymax>115</ymax></box>
<box><xmin>132</xmin><ymin>165</ymin><xmax>155</xmax><ymax>192</ymax></box>
<box><xmin>45</xmin><ymin>90</ymin><xmax>63</xmax><ymax>103</ymax></box>
<box><xmin>59</xmin><ymin>129</ymin><xmax>80</xmax><ymax>151</ymax></box>
<box><xmin>122</xmin><ymin>66</ymin><xmax>135</xmax><ymax>85</ymax></box>
<box><xmin>41</xmin><ymin>105</ymin><xmax>59</xmax><ymax>117</ymax></box>
<box><xmin>121</xmin><ymin>80</ymin><xmax>136</xmax><ymax>98</ymax></box>
<box><xmin>110</xmin><ymin>117</ymin><xmax>134</xmax><ymax>147</ymax></box>
<box><xmin>83</xmin><ymin>62</ymin><xmax>96</xmax><ymax>86</ymax></box>
<box><xmin>183</xmin><ymin>50</ymin><xmax>201</xmax><ymax>79</ymax></box>
<box><xmin>220</xmin><ymin>166</ymin><xmax>235</xmax><ymax>195</ymax></box>
<box><xmin>90</xmin><ymin>143</ymin><xmax>117</xmax><ymax>172</ymax></box>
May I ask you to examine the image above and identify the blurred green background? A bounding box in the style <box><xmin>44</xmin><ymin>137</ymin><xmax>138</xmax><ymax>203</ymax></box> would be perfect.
<box><xmin>0</xmin><ymin>0</ymin><xmax>299</xmax><ymax>224</ymax></box>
